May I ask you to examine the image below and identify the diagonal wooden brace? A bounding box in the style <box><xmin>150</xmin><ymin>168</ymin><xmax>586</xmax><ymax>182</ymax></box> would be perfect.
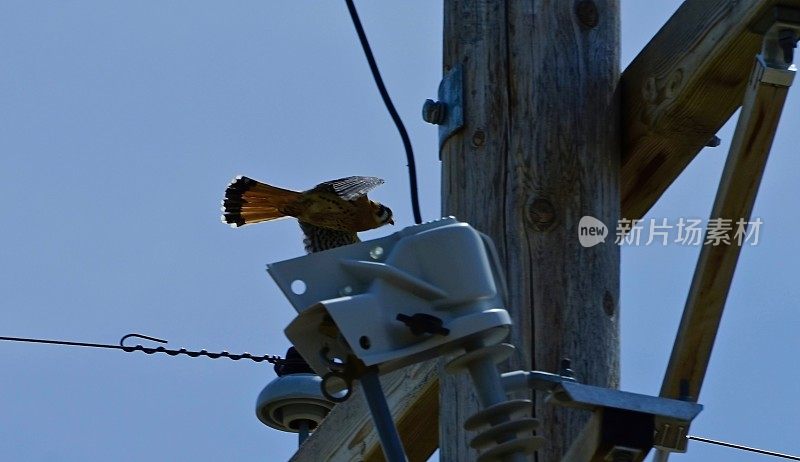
<box><xmin>655</xmin><ymin>27</ymin><xmax>796</xmax><ymax>459</ymax></box>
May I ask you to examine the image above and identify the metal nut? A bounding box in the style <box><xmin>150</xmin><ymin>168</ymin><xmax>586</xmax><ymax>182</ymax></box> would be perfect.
<box><xmin>422</xmin><ymin>99</ymin><xmax>446</xmax><ymax>125</ymax></box>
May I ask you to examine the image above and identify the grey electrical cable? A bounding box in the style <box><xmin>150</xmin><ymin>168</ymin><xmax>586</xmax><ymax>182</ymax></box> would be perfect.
<box><xmin>688</xmin><ymin>435</ymin><xmax>800</xmax><ymax>460</ymax></box>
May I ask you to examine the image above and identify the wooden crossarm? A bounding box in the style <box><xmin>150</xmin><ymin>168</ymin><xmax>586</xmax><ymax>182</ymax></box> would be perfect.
<box><xmin>620</xmin><ymin>0</ymin><xmax>800</xmax><ymax>219</ymax></box>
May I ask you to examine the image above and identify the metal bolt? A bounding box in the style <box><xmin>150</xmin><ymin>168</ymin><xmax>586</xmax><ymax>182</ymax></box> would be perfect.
<box><xmin>706</xmin><ymin>135</ymin><xmax>721</xmax><ymax>147</ymax></box>
<box><xmin>560</xmin><ymin>358</ymin><xmax>575</xmax><ymax>379</ymax></box>
<box><xmin>422</xmin><ymin>99</ymin><xmax>446</xmax><ymax>125</ymax></box>
<box><xmin>369</xmin><ymin>246</ymin><xmax>384</xmax><ymax>260</ymax></box>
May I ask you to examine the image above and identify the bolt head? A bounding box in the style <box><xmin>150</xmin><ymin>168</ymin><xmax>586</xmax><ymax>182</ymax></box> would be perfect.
<box><xmin>560</xmin><ymin>358</ymin><xmax>576</xmax><ymax>379</ymax></box>
<box><xmin>422</xmin><ymin>99</ymin><xmax>446</xmax><ymax>125</ymax></box>
<box><xmin>706</xmin><ymin>135</ymin><xmax>721</xmax><ymax>147</ymax></box>
<box><xmin>369</xmin><ymin>246</ymin><xmax>384</xmax><ymax>260</ymax></box>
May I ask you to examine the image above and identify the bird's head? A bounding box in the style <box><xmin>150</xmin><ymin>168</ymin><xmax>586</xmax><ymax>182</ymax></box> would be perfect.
<box><xmin>372</xmin><ymin>202</ymin><xmax>394</xmax><ymax>227</ymax></box>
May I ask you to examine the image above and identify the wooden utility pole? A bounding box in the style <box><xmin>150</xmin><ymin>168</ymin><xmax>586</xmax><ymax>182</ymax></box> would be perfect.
<box><xmin>288</xmin><ymin>2</ymin><xmax>795</xmax><ymax>461</ymax></box>
<box><xmin>439</xmin><ymin>1</ymin><xmax>620</xmax><ymax>461</ymax></box>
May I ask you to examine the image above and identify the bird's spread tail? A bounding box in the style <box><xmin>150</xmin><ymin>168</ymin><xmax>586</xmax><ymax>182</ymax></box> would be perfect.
<box><xmin>221</xmin><ymin>176</ymin><xmax>301</xmax><ymax>227</ymax></box>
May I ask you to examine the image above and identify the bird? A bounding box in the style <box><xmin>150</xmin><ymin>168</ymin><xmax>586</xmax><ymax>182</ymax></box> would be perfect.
<box><xmin>221</xmin><ymin>175</ymin><xmax>394</xmax><ymax>253</ymax></box>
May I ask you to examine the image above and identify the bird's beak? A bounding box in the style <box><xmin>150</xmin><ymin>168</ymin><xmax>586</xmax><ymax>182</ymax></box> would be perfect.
<box><xmin>388</xmin><ymin>219</ymin><xmax>395</xmax><ymax>225</ymax></box>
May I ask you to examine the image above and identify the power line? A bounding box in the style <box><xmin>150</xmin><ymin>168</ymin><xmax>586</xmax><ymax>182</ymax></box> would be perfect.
<box><xmin>344</xmin><ymin>0</ymin><xmax>422</xmax><ymax>225</ymax></box>
<box><xmin>688</xmin><ymin>435</ymin><xmax>800</xmax><ymax>460</ymax></box>
<box><xmin>0</xmin><ymin>333</ymin><xmax>284</xmax><ymax>364</ymax></box>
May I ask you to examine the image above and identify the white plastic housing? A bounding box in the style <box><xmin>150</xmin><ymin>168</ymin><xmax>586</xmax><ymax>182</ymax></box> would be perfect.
<box><xmin>268</xmin><ymin>218</ymin><xmax>512</xmax><ymax>376</ymax></box>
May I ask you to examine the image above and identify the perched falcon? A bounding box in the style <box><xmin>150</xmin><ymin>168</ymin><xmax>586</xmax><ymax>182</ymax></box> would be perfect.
<box><xmin>221</xmin><ymin>176</ymin><xmax>394</xmax><ymax>253</ymax></box>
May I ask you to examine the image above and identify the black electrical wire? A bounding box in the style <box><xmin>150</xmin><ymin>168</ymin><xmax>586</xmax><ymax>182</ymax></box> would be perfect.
<box><xmin>344</xmin><ymin>0</ymin><xmax>422</xmax><ymax>225</ymax></box>
<box><xmin>0</xmin><ymin>333</ymin><xmax>285</xmax><ymax>364</ymax></box>
<box><xmin>688</xmin><ymin>435</ymin><xmax>800</xmax><ymax>460</ymax></box>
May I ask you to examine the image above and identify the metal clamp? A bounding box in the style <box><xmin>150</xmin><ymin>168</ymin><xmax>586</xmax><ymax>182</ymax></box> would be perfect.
<box><xmin>422</xmin><ymin>64</ymin><xmax>464</xmax><ymax>154</ymax></box>
<box><xmin>750</xmin><ymin>6</ymin><xmax>799</xmax><ymax>86</ymax></box>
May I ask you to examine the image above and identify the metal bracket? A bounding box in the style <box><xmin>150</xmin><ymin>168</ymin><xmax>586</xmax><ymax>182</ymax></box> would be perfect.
<box><xmin>422</xmin><ymin>64</ymin><xmax>464</xmax><ymax>156</ymax></box>
<box><xmin>502</xmin><ymin>370</ymin><xmax>703</xmax><ymax>457</ymax></box>
<box><xmin>750</xmin><ymin>6</ymin><xmax>800</xmax><ymax>73</ymax></box>
<box><xmin>502</xmin><ymin>371</ymin><xmax>702</xmax><ymax>423</ymax></box>
<box><xmin>755</xmin><ymin>54</ymin><xmax>795</xmax><ymax>87</ymax></box>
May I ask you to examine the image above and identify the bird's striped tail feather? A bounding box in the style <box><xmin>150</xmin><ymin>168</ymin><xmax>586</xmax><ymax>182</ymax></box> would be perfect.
<box><xmin>221</xmin><ymin>176</ymin><xmax>301</xmax><ymax>227</ymax></box>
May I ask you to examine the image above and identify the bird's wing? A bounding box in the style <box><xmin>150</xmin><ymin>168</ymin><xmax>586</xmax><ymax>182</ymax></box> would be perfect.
<box><xmin>299</xmin><ymin>221</ymin><xmax>360</xmax><ymax>253</ymax></box>
<box><xmin>311</xmin><ymin>176</ymin><xmax>385</xmax><ymax>201</ymax></box>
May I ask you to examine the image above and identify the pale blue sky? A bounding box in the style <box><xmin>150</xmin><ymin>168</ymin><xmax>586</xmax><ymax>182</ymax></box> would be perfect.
<box><xmin>0</xmin><ymin>2</ymin><xmax>797</xmax><ymax>461</ymax></box>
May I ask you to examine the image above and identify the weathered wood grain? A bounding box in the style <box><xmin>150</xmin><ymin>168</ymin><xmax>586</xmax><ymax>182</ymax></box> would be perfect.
<box><xmin>290</xmin><ymin>360</ymin><xmax>438</xmax><ymax>462</ymax></box>
<box><xmin>621</xmin><ymin>0</ymin><xmax>800</xmax><ymax>219</ymax></box>
<box><xmin>440</xmin><ymin>1</ymin><xmax>620</xmax><ymax>461</ymax></box>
